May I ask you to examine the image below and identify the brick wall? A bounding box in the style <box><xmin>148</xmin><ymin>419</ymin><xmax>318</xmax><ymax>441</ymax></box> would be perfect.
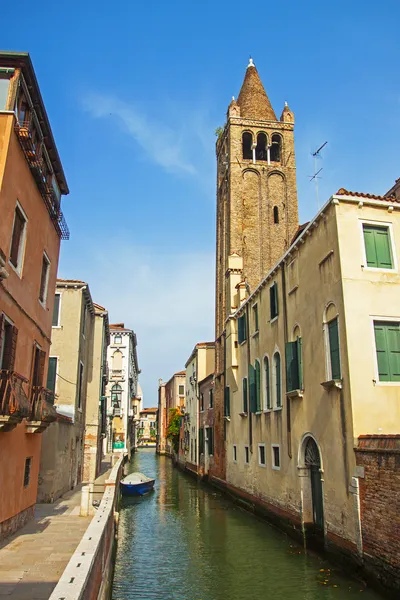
<box><xmin>355</xmin><ymin>435</ymin><xmax>400</xmax><ymax>593</ymax></box>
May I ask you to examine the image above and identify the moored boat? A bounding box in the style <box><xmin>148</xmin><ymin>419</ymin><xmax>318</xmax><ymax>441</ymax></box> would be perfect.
<box><xmin>120</xmin><ymin>472</ymin><xmax>155</xmax><ymax>496</ymax></box>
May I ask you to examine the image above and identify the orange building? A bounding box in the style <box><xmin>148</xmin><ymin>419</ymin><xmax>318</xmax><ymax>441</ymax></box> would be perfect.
<box><xmin>0</xmin><ymin>52</ymin><xmax>69</xmax><ymax>538</ymax></box>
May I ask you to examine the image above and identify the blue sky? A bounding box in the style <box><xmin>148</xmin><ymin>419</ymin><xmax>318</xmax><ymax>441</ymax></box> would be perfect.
<box><xmin>2</xmin><ymin>1</ymin><xmax>400</xmax><ymax>405</ymax></box>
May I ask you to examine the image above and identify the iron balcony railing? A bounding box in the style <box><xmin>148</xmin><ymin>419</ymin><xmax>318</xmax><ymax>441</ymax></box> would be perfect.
<box><xmin>14</xmin><ymin>118</ymin><xmax>69</xmax><ymax>240</ymax></box>
<box><xmin>29</xmin><ymin>386</ymin><xmax>57</xmax><ymax>423</ymax></box>
<box><xmin>0</xmin><ymin>370</ymin><xmax>31</xmax><ymax>419</ymax></box>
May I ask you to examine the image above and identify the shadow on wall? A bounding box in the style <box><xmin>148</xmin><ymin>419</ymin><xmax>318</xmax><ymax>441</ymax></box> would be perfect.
<box><xmin>0</xmin><ymin>580</ymin><xmax>57</xmax><ymax>598</ymax></box>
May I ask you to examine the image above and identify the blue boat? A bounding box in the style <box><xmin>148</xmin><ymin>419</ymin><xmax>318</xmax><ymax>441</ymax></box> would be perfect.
<box><xmin>120</xmin><ymin>472</ymin><xmax>155</xmax><ymax>496</ymax></box>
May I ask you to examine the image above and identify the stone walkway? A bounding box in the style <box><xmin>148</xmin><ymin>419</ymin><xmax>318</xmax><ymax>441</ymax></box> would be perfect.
<box><xmin>0</xmin><ymin>487</ymin><xmax>91</xmax><ymax>599</ymax></box>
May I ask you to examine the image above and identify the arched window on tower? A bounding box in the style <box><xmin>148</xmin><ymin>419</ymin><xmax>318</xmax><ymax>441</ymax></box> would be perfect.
<box><xmin>256</xmin><ymin>132</ymin><xmax>267</xmax><ymax>161</ymax></box>
<box><xmin>270</xmin><ymin>134</ymin><xmax>281</xmax><ymax>162</ymax></box>
<box><xmin>242</xmin><ymin>132</ymin><xmax>253</xmax><ymax>160</ymax></box>
<box><xmin>273</xmin><ymin>206</ymin><xmax>279</xmax><ymax>224</ymax></box>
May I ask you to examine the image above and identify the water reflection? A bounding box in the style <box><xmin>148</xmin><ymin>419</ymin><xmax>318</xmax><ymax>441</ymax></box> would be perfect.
<box><xmin>112</xmin><ymin>450</ymin><xmax>384</xmax><ymax>600</ymax></box>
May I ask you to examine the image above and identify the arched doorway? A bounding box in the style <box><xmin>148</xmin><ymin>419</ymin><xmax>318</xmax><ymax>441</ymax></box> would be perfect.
<box><xmin>304</xmin><ymin>437</ymin><xmax>324</xmax><ymax>530</ymax></box>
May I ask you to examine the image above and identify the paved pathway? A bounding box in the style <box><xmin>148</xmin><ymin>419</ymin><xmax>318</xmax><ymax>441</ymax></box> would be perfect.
<box><xmin>0</xmin><ymin>487</ymin><xmax>91</xmax><ymax>599</ymax></box>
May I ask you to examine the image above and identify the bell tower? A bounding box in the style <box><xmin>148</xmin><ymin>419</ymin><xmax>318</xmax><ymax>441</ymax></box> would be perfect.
<box><xmin>211</xmin><ymin>59</ymin><xmax>299</xmax><ymax>481</ymax></box>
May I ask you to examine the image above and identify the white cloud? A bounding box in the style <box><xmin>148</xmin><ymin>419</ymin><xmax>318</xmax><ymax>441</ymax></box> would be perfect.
<box><xmin>82</xmin><ymin>92</ymin><xmax>197</xmax><ymax>176</ymax></box>
<box><xmin>59</xmin><ymin>238</ymin><xmax>215</xmax><ymax>405</ymax></box>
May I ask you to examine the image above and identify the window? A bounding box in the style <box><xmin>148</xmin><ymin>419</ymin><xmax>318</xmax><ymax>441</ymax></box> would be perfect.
<box><xmin>270</xmin><ymin>134</ymin><xmax>281</xmax><ymax>162</ymax></box>
<box><xmin>242</xmin><ymin>132</ymin><xmax>253</xmax><ymax>160</ymax></box>
<box><xmin>0</xmin><ymin>70</ymin><xmax>12</xmax><ymax>110</ymax></box>
<box><xmin>199</xmin><ymin>427</ymin><xmax>205</xmax><ymax>455</ymax></box>
<box><xmin>328</xmin><ymin>318</ymin><xmax>341</xmax><ymax>380</ymax></box>
<box><xmin>233</xmin><ymin>444</ymin><xmax>237</xmax><ymax>463</ymax></box>
<box><xmin>82</xmin><ymin>304</ymin><xmax>87</xmax><ymax>337</ymax></box>
<box><xmin>52</xmin><ymin>293</ymin><xmax>61</xmax><ymax>327</ymax></box>
<box><xmin>270</xmin><ymin>282</ymin><xmax>279</xmax><ymax>320</ymax></box>
<box><xmin>77</xmin><ymin>362</ymin><xmax>84</xmax><ymax>409</ymax></box>
<box><xmin>242</xmin><ymin>377</ymin><xmax>248</xmax><ymax>413</ymax></box>
<box><xmin>258</xmin><ymin>444</ymin><xmax>266</xmax><ymax>466</ymax></box>
<box><xmin>249</xmin><ymin>361</ymin><xmax>261</xmax><ymax>413</ymax></box>
<box><xmin>113</xmin><ymin>350</ymin><xmax>123</xmax><ymax>371</ymax></box>
<box><xmin>244</xmin><ymin>445</ymin><xmax>249</xmax><ymax>464</ymax></box>
<box><xmin>363</xmin><ymin>224</ymin><xmax>393</xmax><ymax>269</ymax></box>
<box><xmin>263</xmin><ymin>356</ymin><xmax>271</xmax><ymax>409</ymax></box>
<box><xmin>272</xmin><ymin>445</ymin><xmax>281</xmax><ymax>470</ymax></box>
<box><xmin>224</xmin><ymin>386</ymin><xmax>230</xmax><ymax>417</ymax></box>
<box><xmin>23</xmin><ymin>457</ymin><xmax>32</xmax><ymax>487</ymax></box>
<box><xmin>9</xmin><ymin>204</ymin><xmax>27</xmax><ymax>272</ymax></box>
<box><xmin>256</xmin><ymin>132</ymin><xmax>267</xmax><ymax>161</ymax></box>
<box><xmin>285</xmin><ymin>337</ymin><xmax>303</xmax><ymax>391</ymax></box>
<box><xmin>206</xmin><ymin>427</ymin><xmax>214</xmax><ymax>455</ymax></box>
<box><xmin>32</xmin><ymin>345</ymin><xmax>45</xmax><ymax>387</ymax></box>
<box><xmin>255</xmin><ymin>360</ymin><xmax>261</xmax><ymax>411</ymax></box>
<box><xmin>238</xmin><ymin>314</ymin><xmax>247</xmax><ymax>344</ymax></box>
<box><xmin>114</xmin><ymin>334</ymin><xmax>122</xmax><ymax>344</ymax></box>
<box><xmin>46</xmin><ymin>357</ymin><xmax>57</xmax><ymax>393</ymax></box>
<box><xmin>200</xmin><ymin>393</ymin><xmax>204</xmax><ymax>411</ymax></box>
<box><xmin>179</xmin><ymin>384</ymin><xmax>185</xmax><ymax>396</ymax></box>
<box><xmin>252</xmin><ymin>304</ymin><xmax>259</xmax><ymax>333</ymax></box>
<box><xmin>273</xmin><ymin>206</ymin><xmax>279</xmax><ymax>224</ymax></box>
<box><xmin>374</xmin><ymin>321</ymin><xmax>400</xmax><ymax>382</ymax></box>
<box><xmin>209</xmin><ymin>388</ymin><xmax>213</xmax><ymax>408</ymax></box>
<box><xmin>39</xmin><ymin>253</ymin><xmax>50</xmax><ymax>305</ymax></box>
<box><xmin>273</xmin><ymin>352</ymin><xmax>282</xmax><ymax>408</ymax></box>
<box><xmin>0</xmin><ymin>316</ymin><xmax>18</xmax><ymax>370</ymax></box>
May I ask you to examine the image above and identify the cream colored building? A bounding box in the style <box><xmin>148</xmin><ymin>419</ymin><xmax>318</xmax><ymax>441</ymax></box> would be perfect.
<box><xmin>183</xmin><ymin>343</ymin><xmax>215</xmax><ymax>471</ymax></box>
<box><xmin>138</xmin><ymin>408</ymin><xmax>157</xmax><ymax>447</ymax></box>
<box><xmin>224</xmin><ymin>189</ymin><xmax>400</xmax><ymax>556</ymax></box>
<box><xmin>38</xmin><ymin>279</ymin><xmax>105</xmax><ymax>501</ymax></box>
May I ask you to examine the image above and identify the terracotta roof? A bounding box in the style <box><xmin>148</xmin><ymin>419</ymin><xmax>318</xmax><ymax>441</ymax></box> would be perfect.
<box><xmin>175</xmin><ymin>370</ymin><xmax>186</xmax><ymax>376</ymax></box>
<box><xmin>140</xmin><ymin>407</ymin><xmax>158</xmax><ymax>413</ymax></box>
<box><xmin>336</xmin><ymin>188</ymin><xmax>399</xmax><ymax>203</ymax></box>
<box><xmin>196</xmin><ymin>342</ymin><xmax>215</xmax><ymax>348</ymax></box>
<box><xmin>57</xmin><ymin>279</ymin><xmax>86</xmax><ymax>285</ymax></box>
<box><xmin>93</xmin><ymin>302</ymin><xmax>106</xmax><ymax>311</ymax></box>
<box><xmin>291</xmin><ymin>222</ymin><xmax>310</xmax><ymax>245</ymax></box>
<box><xmin>237</xmin><ymin>61</ymin><xmax>277</xmax><ymax>121</ymax></box>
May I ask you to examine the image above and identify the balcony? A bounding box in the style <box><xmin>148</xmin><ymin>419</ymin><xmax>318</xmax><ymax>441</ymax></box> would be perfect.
<box><xmin>0</xmin><ymin>370</ymin><xmax>31</xmax><ymax>431</ymax></box>
<box><xmin>14</xmin><ymin>119</ymin><xmax>69</xmax><ymax>240</ymax></box>
<box><xmin>26</xmin><ymin>386</ymin><xmax>57</xmax><ymax>433</ymax></box>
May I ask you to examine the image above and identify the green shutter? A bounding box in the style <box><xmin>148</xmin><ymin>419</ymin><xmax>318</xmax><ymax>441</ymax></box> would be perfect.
<box><xmin>249</xmin><ymin>364</ymin><xmax>256</xmax><ymax>412</ymax></box>
<box><xmin>238</xmin><ymin>315</ymin><xmax>247</xmax><ymax>344</ymax></box>
<box><xmin>52</xmin><ymin>294</ymin><xmax>60</xmax><ymax>326</ymax></box>
<box><xmin>199</xmin><ymin>428</ymin><xmax>204</xmax><ymax>454</ymax></box>
<box><xmin>265</xmin><ymin>358</ymin><xmax>271</xmax><ymax>409</ymax></box>
<box><xmin>297</xmin><ymin>337</ymin><xmax>303</xmax><ymax>390</ymax></box>
<box><xmin>224</xmin><ymin>386</ymin><xmax>230</xmax><ymax>417</ymax></box>
<box><xmin>363</xmin><ymin>225</ymin><xmax>393</xmax><ymax>269</ymax></box>
<box><xmin>270</xmin><ymin>283</ymin><xmax>279</xmax><ymax>319</ymax></box>
<box><xmin>285</xmin><ymin>341</ymin><xmax>299</xmax><ymax>392</ymax></box>
<box><xmin>255</xmin><ymin>361</ymin><xmax>261</xmax><ymax>411</ymax></box>
<box><xmin>374</xmin><ymin>322</ymin><xmax>400</xmax><ymax>382</ymax></box>
<box><xmin>243</xmin><ymin>378</ymin><xmax>248</xmax><ymax>412</ymax></box>
<box><xmin>46</xmin><ymin>357</ymin><xmax>57</xmax><ymax>393</ymax></box>
<box><xmin>328</xmin><ymin>318</ymin><xmax>341</xmax><ymax>380</ymax></box>
<box><xmin>275</xmin><ymin>353</ymin><xmax>281</xmax><ymax>407</ymax></box>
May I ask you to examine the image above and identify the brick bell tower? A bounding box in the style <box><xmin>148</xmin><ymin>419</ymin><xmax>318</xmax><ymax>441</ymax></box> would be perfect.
<box><xmin>210</xmin><ymin>59</ymin><xmax>299</xmax><ymax>482</ymax></box>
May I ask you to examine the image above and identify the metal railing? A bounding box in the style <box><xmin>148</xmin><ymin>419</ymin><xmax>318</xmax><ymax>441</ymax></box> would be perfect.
<box><xmin>0</xmin><ymin>370</ymin><xmax>31</xmax><ymax>419</ymax></box>
<box><xmin>29</xmin><ymin>386</ymin><xmax>57</xmax><ymax>423</ymax></box>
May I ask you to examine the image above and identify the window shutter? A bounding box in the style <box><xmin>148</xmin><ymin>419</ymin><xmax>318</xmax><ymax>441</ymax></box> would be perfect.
<box><xmin>9</xmin><ymin>326</ymin><xmax>18</xmax><ymax>371</ymax></box>
<box><xmin>328</xmin><ymin>318</ymin><xmax>341</xmax><ymax>380</ymax></box>
<box><xmin>274</xmin><ymin>284</ymin><xmax>279</xmax><ymax>317</ymax></box>
<box><xmin>386</xmin><ymin>323</ymin><xmax>400</xmax><ymax>381</ymax></box>
<box><xmin>363</xmin><ymin>226</ymin><xmax>378</xmax><ymax>267</ymax></box>
<box><xmin>270</xmin><ymin>283</ymin><xmax>279</xmax><ymax>319</ymax></box>
<box><xmin>296</xmin><ymin>337</ymin><xmax>303</xmax><ymax>390</ymax></box>
<box><xmin>265</xmin><ymin>358</ymin><xmax>271</xmax><ymax>409</ymax></box>
<box><xmin>38</xmin><ymin>350</ymin><xmax>46</xmax><ymax>386</ymax></box>
<box><xmin>285</xmin><ymin>342</ymin><xmax>296</xmax><ymax>392</ymax></box>
<box><xmin>375</xmin><ymin>228</ymin><xmax>393</xmax><ymax>268</ymax></box>
<box><xmin>249</xmin><ymin>364</ymin><xmax>256</xmax><ymax>413</ymax></box>
<box><xmin>238</xmin><ymin>316</ymin><xmax>243</xmax><ymax>344</ymax></box>
<box><xmin>224</xmin><ymin>386</ymin><xmax>230</xmax><ymax>417</ymax></box>
<box><xmin>52</xmin><ymin>294</ymin><xmax>60</xmax><ymax>327</ymax></box>
<box><xmin>0</xmin><ymin>314</ymin><xmax>4</xmax><ymax>361</ymax></box>
<box><xmin>275</xmin><ymin>354</ymin><xmax>282</xmax><ymax>407</ymax></box>
<box><xmin>374</xmin><ymin>323</ymin><xmax>390</xmax><ymax>381</ymax></box>
<box><xmin>46</xmin><ymin>357</ymin><xmax>57</xmax><ymax>393</ymax></box>
<box><xmin>243</xmin><ymin>378</ymin><xmax>248</xmax><ymax>412</ymax></box>
<box><xmin>255</xmin><ymin>361</ymin><xmax>261</xmax><ymax>411</ymax></box>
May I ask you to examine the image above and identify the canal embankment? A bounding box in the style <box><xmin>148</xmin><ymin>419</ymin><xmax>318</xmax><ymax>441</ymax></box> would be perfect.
<box><xmin>48</xmin><ymin>454</ymin><xmax>124</xmax><ymax>600</ymax></box>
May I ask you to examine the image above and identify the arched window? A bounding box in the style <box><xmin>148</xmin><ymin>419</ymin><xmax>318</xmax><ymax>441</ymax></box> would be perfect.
<box><xmin>113</xmin><ymin>350</ymin><xmax>123</xmax><ymax>371</ymax></box>
<box><xmin>256</xmin><ymin>132</ymin><xmax>267</xmax><ymax>161</ymax></box>
<box><xmin>255</xmin><ymin>360</ymin><xmax>261</xmax><ymax>412</ymax></box>
<box><xmin>264</xmin><ymin>356</ymin><xmax>271</xmax><ymax>409</ymax></box>
<box><xmin>242</xmin><ymin>132</ymin><xmax>253</xmax><ymax>160</ymax></box>
<box><xmin>273</xmin><ymin>352</ymin><xmax>282</xmax><ymax>408</ymax></box>
<box><xmin>270</xmin><ymin>134</ymin><xmax>281</xmax><ymax>162</ymax></box>
<box><xmin>111</xmin><ymin>383</ymin><xmax>122</xmax><ymax>405</ymax></box>
<box><xmin>273</xmin><ymin>206</ymin><xmax>279</xmax><ymax>224</ymax></box>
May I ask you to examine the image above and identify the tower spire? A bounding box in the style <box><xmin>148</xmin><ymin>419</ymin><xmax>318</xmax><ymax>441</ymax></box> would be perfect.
<box><xmin>236</xmin><ymin>59</ymin><xmax>277</xmax><ymax>121</ymax></box>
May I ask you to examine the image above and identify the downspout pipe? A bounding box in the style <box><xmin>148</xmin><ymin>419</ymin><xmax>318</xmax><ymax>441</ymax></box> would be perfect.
<box><xmin>245</xmin><ymin>293</ymin><xmax>252</xmax><ymax>453</ymax></box>
<box><xmin>281</xmin><ymin>263</ymin><xmax>292</xmax><ymax>459</ymax></box>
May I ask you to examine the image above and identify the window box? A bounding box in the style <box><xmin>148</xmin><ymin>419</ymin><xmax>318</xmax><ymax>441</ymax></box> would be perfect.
<box><xmin>286</xmin><ymin>389</ymin><xmax>304</xmax><ymax>399</ymax></box>
<box><xmin>239</xmin><ymin>411</ymin><xmax>248</xmax><ymax>417</ymax></box>
<box><xmin>321</xmin><ymin>379</ymin><xmax>342</xmax><ymax>391</ymax></box>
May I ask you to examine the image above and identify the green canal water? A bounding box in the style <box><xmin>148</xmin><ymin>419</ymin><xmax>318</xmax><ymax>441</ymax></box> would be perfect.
<box><xmin>112</xmin><ymin>449</ymin><xmax>384</xmax><ymax>600</ymax></box>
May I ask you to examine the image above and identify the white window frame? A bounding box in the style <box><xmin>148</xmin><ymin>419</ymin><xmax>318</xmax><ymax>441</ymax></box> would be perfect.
<box><xmin>233</xmin><ymin>444</ymin><xmax>237</xmax><ymax>463</ymax></box>
<box><xmin>258</xmin><ymin>443</ymin><xmax>266</xmax><ymax>467</ymax></box>
<box><xmin>370</xmin><ymin>315</ymin><xmax>400</xmax><ymax>386</ymax></box>
<box><xmin>271</xmin><ymin>444</ymin><xmax>281</xmax><ymax>470</ymax></box>
<box><xmin>244</xmin><ymin>445</ymin><xmax>250</xmax><ymax>465</ymax></box>
<box><xmin>178</xmin><ymin>384</ymin><xmax>185</xmax><ymax>397</ymax></box>
<box><xmin>39</xmin><ymin>251</ymin><xmax>51</xmax><ymax>308</ymax></box>
<box><xmin>272</xmin><ymin>347</ymin><xmax>282</xmax><ymax>410</ymax></box>
<box><xmin>262</xmin><ymin>353</ymin><xmax>271</xmax><ymax>412</ymax></box>
<box><xmin>8</xmin><ymin>200</ymin><xmax>28</xmax><ymax>277</ymax></box>
<box><xmin>359</xmin><ymin>219</ymin><xmax>397</xmax><ymax>273</ymax></box>
<box><xmin>52</xmin><ymin>292</ymin><xmax>62</xmax><ymax>328</ymax></box>
<box><xmin>47</xmin><ymin>355</ymin><xmax>59</xmax><ymax>395</ymax></box>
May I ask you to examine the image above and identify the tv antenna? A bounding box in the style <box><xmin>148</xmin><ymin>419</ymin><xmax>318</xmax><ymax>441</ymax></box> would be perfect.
<box><xmin>310</xmin><ymin>141</ymin><xmax>327</xmax><ymax>209</ymax></box>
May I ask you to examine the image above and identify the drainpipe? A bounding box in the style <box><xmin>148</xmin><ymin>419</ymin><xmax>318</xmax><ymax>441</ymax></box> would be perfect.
<box><xmin>245</xmin><ymin>298</ymin><xmax>252</xmax><ymax>453</ymax></box>
<box><xmin>281</xmin><ymin>263</ymin><xmax>292</xmax><ymax>459</ymax></box>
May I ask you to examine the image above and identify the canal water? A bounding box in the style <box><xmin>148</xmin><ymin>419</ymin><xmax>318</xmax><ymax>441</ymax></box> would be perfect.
<box><xmin>112</xmin><ymin>449</ymin><xmax>384</xmax><ymax>600</ymax></box>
